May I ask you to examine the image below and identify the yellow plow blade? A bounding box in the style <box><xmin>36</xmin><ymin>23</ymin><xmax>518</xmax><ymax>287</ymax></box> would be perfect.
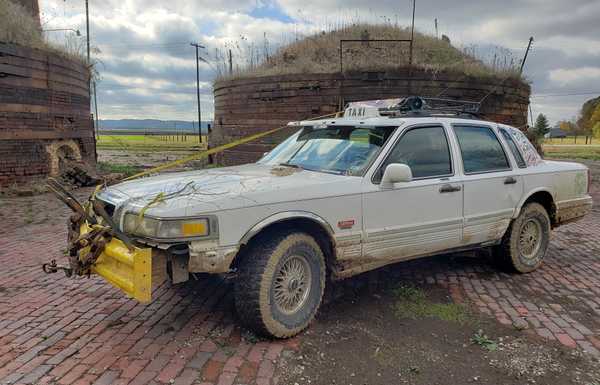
<box><xmin>81</xmin><ymin>224</ymin><xmax>152</xmax><ymax>303</ymax></box>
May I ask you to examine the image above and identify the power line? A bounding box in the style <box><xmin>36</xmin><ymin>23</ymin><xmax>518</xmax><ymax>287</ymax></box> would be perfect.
<box><xmin>97</xmin><ymin>41</ymin><xmax>189</xmax><ymax>48</ymax></box>
<box><xmin>99</xmin><ymin>85</ymin><xmax>198</xmax><ymax>94</ymax></box>
<box><xmin>531</xmin><ymin>91</ymin><xmax>600</xmax><ymax>98</ymax></box>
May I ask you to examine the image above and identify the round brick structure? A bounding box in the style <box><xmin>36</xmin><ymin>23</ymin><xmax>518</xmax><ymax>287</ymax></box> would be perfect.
<box><xmin>0</xmin><ymin>42</ymin><xmax>95</xmax><ymax>185</ymax></box>
<box><xmin>212</xmin><ymin>68</ymin><xmax>530</xmax><ymax>166</ymax></box>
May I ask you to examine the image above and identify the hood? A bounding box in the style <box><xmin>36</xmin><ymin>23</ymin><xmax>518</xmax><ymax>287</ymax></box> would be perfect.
<box><xmin>96</xmin><ymin>163</ymin><xmax>354</xmax><ymax>218</ymax></box>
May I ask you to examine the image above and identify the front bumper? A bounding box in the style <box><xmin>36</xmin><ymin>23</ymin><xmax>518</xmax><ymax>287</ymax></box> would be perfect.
<box><xmin>79</xmin><ymin>222</ymin><xmax>153</xmax><ymax>302</ymax></box>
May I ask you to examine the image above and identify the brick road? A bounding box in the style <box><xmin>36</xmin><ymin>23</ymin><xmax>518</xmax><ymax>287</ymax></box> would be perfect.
<box><xmin>1</xmin><ymin>185</ymin><xmax>599</xmax><ymax>385</ymax></box>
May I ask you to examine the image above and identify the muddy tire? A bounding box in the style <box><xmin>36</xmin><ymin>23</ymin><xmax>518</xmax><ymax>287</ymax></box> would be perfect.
<box><xmin>493</xmin><ymin>202</ymin><xmax>551</xmax><ymax>273</ymax></box>
<box><xmin>234</xmin><ymin>231</ymin><xmax>326</xmax><ymax>338</ymax></box>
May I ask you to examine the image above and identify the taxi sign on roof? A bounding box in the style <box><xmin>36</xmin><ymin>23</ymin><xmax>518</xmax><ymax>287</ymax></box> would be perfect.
<box><xmin>344</xmin><ymin>98</ymin><xmax>403</xmax><ymax>119</ymax></box>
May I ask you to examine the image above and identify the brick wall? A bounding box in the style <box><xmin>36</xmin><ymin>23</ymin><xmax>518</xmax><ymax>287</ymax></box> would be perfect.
<box><xmin>0</xmin><ymin>42</ymin><xmax>94</xmax><ymax>185</ymax></box>
<box><xmin>212</xmin><ymin>69</ymin><xmax>530</xmax><ymax>166</ymax></box>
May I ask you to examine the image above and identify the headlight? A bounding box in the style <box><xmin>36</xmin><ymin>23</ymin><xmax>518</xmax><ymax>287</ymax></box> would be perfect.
<box><xmin>123</xmin><ymin>213</ymin><xmax>213</xmax><ymax>240</ymax></box>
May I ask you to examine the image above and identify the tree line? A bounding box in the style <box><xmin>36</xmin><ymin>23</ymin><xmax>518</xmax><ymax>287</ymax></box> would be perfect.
<box><xmin>537</xmin><ymin>96</ymin><xmax>600</xmax><ymax>139</ymax></box>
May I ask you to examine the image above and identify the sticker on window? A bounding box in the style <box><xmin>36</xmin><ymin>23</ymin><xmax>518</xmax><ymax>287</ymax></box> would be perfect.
<box><xmin>506</xmin><ymin>126</ymin><xmax>543</xmax><ymax>167</ymax></box>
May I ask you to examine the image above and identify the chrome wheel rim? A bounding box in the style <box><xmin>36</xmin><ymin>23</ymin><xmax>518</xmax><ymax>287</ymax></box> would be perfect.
<box><xmin>273</xmin><ymin>255</ymin><xmax>312</xmax><ymax>315</ymax></box>
<box><xmin>519</xmin><ymin>219</ymin><xmax>542</xmax><ymax>261</ymax></box>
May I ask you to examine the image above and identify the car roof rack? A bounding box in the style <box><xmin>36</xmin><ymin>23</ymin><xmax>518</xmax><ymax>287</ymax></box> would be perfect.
<box><xmin>379</xmin><ymin>96</ymin><xmax>482</xmax><ymax>118</ymax></box>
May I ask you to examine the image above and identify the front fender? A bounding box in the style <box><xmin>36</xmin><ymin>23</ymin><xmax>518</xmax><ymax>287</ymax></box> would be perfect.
<box><xmin>239</xmin><ymin>210</ymin><xmax>336</xmax><ymax>245</ymax></box>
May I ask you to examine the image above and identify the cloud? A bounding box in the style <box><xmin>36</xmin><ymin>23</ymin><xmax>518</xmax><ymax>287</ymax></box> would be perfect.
<box><xmin>39</xmin><ymin>0</ymin><xmax>600</xmax><ymax>124</ymax></box>
<box><xmin>549</xmin><ymin>67</ymin><xmax>600</xmax><ymax>87</ymax></box>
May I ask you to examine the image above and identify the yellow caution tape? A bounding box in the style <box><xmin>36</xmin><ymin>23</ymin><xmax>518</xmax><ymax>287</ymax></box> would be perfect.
<box><xmin>122</xmin><ymin>112</ymin><xmax>338</xmax><ymax>182</ymax></box>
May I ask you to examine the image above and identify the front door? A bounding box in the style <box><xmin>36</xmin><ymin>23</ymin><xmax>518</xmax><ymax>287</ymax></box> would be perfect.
<box><xmin>362</xmin><ymin>125</ymin><xmax>464</xmax><ymax>261</ymax></box>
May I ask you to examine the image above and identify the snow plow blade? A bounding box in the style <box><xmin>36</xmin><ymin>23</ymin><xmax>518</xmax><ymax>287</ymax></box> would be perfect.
<box><xmin>81</xmin><ymin>223</ymin><xmax>152</xmax><ymax>303</ymax></box>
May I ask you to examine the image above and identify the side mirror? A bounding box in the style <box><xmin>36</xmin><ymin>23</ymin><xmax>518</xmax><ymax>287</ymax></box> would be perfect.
<box><xmin>381</xmin><ymin>163</ymin><xmax>412</xmax><ymax>185</ymax></box>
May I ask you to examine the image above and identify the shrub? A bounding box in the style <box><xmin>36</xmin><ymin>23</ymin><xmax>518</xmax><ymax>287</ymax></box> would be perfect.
<box><xmin>216</xmin><ymin>23</ymin><xmax>522</xmax><ymax>81</ymax></box>
<box><xmin>0</xmin><ymin>0</ymin><xmax>45</xmax><ymax>48</ymax></box>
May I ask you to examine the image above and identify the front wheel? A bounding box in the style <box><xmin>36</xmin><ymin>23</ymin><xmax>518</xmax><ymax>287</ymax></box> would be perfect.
<box><xmin>493</xmin><ymin>202</ymin><xmax>551</xmax><ymax>273</ymax></box>
<box><xmin>234</xmin><ymin>231</ymin><xmax>326</xmax><ymax>338</ymax></box>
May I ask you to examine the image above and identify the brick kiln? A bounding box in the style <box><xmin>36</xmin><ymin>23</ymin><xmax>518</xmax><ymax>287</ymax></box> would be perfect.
<box><xmin>211</xmin><ymin>68</ymin><xmax>530</xmax><ymax>166</ymax></box>
<box><xmin>0</xmin><ymin>42</ymin><xmax>95</xmax><ymax>186</ymax></box>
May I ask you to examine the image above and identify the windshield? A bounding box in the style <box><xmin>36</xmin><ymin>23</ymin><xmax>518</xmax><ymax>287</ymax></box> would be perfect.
<box><xmin>258</xmin><ymin>125</ymin><xmax>397</xmax><ymax>175</ymax></box>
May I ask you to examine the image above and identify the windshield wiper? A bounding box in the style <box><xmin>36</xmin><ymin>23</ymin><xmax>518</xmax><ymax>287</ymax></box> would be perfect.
<box><xmin>279</xmin><ymin>163</ymin><xmax>343</xmax><ymax>175</ymax></box>
<box><xmin>314</xmin><ymin>168</ymin><xmax>344</xmax><ymax>175</ymax></box>
<box><xmin>279</xmin><ymin>162</ymin><xmax>303</xmax><ymax>169</ymax></box>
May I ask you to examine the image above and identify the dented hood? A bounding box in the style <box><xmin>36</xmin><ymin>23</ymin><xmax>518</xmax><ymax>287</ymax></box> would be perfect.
<box><xmin>96</xmin><ymin>163</ymin><xmax>352</xmax><ymax>218</ymax></box>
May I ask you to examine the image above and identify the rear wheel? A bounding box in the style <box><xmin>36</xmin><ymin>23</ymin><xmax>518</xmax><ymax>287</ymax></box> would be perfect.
<box><xmin>493</xmin><ymin>202</ymin><xmax>551</xmax><ymax>273</ymax></box>
<box><xmin>234</xmin><ymin>231</ymin><xmax>326</xmax><ymax>338</ymax></box>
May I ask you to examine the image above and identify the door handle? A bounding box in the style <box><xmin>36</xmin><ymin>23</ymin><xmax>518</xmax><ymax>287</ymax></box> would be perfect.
<box><xmin>439</xmin><ymin>184</ymin><xmax>462</xmax><ymax>193</ymax></box>
<box><xmin>504</xmin><ymin>177</ymin><xmax>517</xmax><ymax>185</ymax></box>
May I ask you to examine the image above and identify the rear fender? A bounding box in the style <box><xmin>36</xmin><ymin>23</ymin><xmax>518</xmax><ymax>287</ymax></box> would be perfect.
<box><xmin>513</xmin><ymin>188</ymin><xmax>555</xmax><ymax>219</ymax></box>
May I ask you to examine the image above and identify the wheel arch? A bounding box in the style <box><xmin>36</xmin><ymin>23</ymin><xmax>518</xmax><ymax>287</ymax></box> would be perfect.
<box><xmin>234</xmin><ymin>211</ymin><xmax>337</xmax><ymax>269</ymax></box>
<box><xmin>515</xmin><ymin>189</ymin><xmax>557</xmax><ymax>226</ymax></box>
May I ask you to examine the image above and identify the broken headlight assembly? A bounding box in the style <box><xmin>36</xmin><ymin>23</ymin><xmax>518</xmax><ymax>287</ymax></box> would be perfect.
<box><xmin>123</xmin><ymin>213</ymin><xmax>216</xmax><ymax>241</ymax></box>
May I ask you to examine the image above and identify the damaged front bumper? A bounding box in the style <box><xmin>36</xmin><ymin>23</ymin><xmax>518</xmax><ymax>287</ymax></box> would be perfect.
<box><xmin>79</xmin><ymin>222</ymin><xmax>153</xmax><ymax>302</ymax></box>
<box><xmin>43</xmin><ymin>220</ymin><xmax>154</xmax><ymax>303</ymax></box>
<box><xmin>43</xmin><ymin>179</ymin><xmax>241</xmax><ymax>303</ymax></box>
<box><xmin>43</xmin><ymin>179</ymin><xmax>154</xmax><ymax>303</ymax></box>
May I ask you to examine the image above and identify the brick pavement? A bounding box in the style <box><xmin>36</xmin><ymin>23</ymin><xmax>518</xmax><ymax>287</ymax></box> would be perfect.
<box><xmin>0</xmin><ymin>190</ymin><xmax>292</xmax><ymax>385</ymax></box>
<box><xmin>0</xmin><ymin>186</ymin><xmax>599</xmax><ymax>385</ymax></box>
<box><xmin>404</xmin><ymin>212</ymin><xmax>600</xmax><ymax>356</ymax></box>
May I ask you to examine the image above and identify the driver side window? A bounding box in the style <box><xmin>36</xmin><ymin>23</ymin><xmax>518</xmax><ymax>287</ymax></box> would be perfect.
<box><xmin>377</xmin><ymin>126</ymin><xmax>452</xmax><ymax>181</ymax></box>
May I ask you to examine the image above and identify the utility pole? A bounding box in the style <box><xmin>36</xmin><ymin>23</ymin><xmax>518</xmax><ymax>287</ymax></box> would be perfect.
<box><xmin>529</xmin><ymin>104</ymin><xmax>534</xmax><ymax>128</ymax></box>
<box><xmin>85</xmin><ymin>0</ymin><xmax>99</xmax><ymax>158</ymax></box>
<box><xmin>520</xmin><ymin>37</ymin><xmax>534</xmax><ymax>75</ymax></box>
<box><xmin>228</xmin><ymin>49</ymin><xmax>233</xmax><ymax>75</ymax></box>
<box><xmin>85</xmin><ymin>0</ymin><xmax>90</xmax><ymax>63</ymax></box>
<box><xmin>409</xmin><ymin>0</ymin><xmax>416</xmax><ymax>67</ymax></box>
<box><xmin>191</xmin><ymin>42</ymin><xmax>205</xmax><ymax>144</ymax></box>
<box><xmin>93</xmin><ymin>82</ymin><xmax>99</xmax><ymax>140</ymax></box>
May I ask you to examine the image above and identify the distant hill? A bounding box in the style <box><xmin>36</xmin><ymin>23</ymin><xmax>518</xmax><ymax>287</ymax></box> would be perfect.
<box><xmin>99</xmin><ymin>119</ymin><xmax>209</xmax><ymax>133</ymax></box>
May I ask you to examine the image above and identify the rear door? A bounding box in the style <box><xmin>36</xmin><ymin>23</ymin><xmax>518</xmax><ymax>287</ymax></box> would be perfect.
<box><xmin>452</xmin><ymin>124</ymin><xmax>523</xmax><ymax>245</ymax></box>
<box><xmin>361</xmin><ymin>124</ymin><xmax>463</xmax><ymax>261</ymax></box>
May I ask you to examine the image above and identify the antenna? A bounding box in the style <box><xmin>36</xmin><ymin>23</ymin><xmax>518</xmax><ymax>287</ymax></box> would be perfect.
<box><xmin>519</xmin><ymin>37</ymin><xmax>534</xmax><ymax>75</ymax></box>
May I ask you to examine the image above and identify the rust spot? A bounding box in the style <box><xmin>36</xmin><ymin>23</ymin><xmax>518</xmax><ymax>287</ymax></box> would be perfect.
<box><xmin>270</xmin><ymin>166</ymin><xmax>301</xmax><ymax>177</ymax></box>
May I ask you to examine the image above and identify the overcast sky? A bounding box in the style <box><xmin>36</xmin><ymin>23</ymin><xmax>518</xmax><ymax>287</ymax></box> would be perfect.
<box><xmin>40</xmin><ymin>0</ymin><xmax>600</xmax><ymax>125</ymax></box>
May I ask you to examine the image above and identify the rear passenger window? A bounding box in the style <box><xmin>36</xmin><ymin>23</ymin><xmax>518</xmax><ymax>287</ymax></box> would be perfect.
<box><xmin>380</xmin><ymin>126</ymin><xmax>452</xmax><ymax>179</ymax></box>
<box><xmin>454</xmin><ymin>125</ymin><xmax>510</xmax><ymax>174</ymax></box>
<box><xmin>500</xmin><ymin>128</ymin><xmax>526</xmax><ymax>168</ymax></box>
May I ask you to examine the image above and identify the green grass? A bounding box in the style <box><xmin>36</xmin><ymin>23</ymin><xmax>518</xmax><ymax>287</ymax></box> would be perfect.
<box><xmin>471</xmin><ymin>330</ymin><xmax>498</xmax><ymax>351</ymax></box>
<box><xmin>97</xmin><ymin>134</ymin><xmax>208</xmax><ymax>151</ymax></box>
<box><xmin>542</xmin><ymin>144</ymin><xmax>600</xmax><ymax>161</ymax></box>
<box><xmin>543</xmin><ymin>136</ymin><xmax>597</xmax><ymax>145</ymax></box>
<box><xmin>392</xmin><ymin>285</ymin><xmax>469</xmax><ymax>324</ymax></box>
<box><xmin>97</xmin><ymin>162</ymin><xmax>141</xmax><ymax>177</ymax></box>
